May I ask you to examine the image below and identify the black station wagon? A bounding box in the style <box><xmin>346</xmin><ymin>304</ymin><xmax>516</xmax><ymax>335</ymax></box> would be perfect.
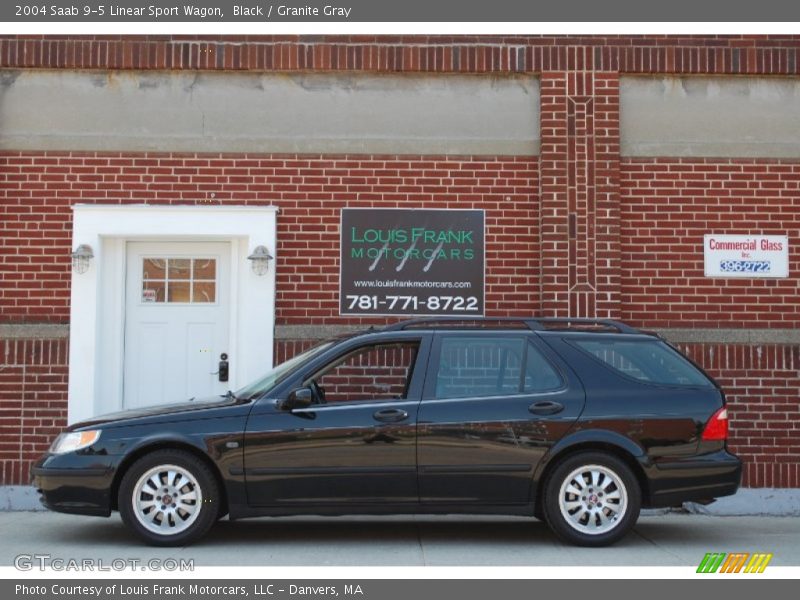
<box><xmin>33</xmin><ymin>318</ymin><xmax>741</xmax><ymax>547</ymax></box>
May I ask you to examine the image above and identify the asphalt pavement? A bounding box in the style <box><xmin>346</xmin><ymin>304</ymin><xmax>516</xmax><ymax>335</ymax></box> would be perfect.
<box><xmin>1</xmin><ymin>511</ymin><xmax>798</xmax><ymax>567</ymax></box>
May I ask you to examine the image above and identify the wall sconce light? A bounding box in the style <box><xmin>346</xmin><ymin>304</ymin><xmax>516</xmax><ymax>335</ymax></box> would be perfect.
<box><xmin>71</xmin><ymin>244</ymin><xmax>94</xmax><ymax>275</ymax></box>
<box><xmin>247</xmin><ymin>245</ymin><xmax>274</xmax><ymax>276</ymax></box>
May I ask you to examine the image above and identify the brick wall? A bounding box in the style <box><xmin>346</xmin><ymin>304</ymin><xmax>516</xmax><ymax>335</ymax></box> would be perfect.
<box><xmin>539</xmin><ymin>71</ymin><xmax>621</xmax><ymax>318</ymax></box>
<box><xmin>679</xmin><ymin>343</ymin><xmax>800</xmax><ymax>488</ymax></box>
<box><xmin>620</xmin><ymin>159</ymin><xmax>800</xmax><ymax>328</ymax></box>
<box><xmin>2</xmin><ymin>36</ymin><xmax>799</xmax><ymax>75</ymax></box>
<box><xmin>0</xmin><ymin>339</ymin><xmax>68</xmax><ymax>484</ymax></box>
<box><xmin>0</xmin><ymin>151</ymin><xmax>539</xmax><ymax>485</ymax></box>
<box><xmin>1</xmin><ymin>34</ymin><xmax>799</xmax><ymax>488</ymax></box>
<box><xmin>0</xmin><ymin>152</ymin><xmax>539</xmax><ymax>324</ymax></box>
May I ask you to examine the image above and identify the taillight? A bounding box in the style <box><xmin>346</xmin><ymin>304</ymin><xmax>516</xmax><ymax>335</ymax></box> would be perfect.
<box><xmin>702</xmin><ymin>407</ymin><xmax>729</xmax><ymax>441</ymax></box>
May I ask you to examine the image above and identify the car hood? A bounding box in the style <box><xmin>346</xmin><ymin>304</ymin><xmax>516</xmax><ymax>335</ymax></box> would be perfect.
<box><xmin>67</xmin><ymin>395</ymin><xmax>245</xmax><ymax>430</ymax></box>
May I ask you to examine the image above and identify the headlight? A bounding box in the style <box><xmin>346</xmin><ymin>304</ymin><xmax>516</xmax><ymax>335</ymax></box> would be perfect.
<box><xmin>49</xmin><ymin>430</ymin><xmax>101</xmax><ymax>454</ymax></box>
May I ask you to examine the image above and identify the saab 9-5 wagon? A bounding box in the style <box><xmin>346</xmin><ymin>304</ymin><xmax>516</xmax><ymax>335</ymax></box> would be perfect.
<box><xmin>33</xmin><ymin>318</ymin><xmax>741</xmax><ymax>546</ymax></box>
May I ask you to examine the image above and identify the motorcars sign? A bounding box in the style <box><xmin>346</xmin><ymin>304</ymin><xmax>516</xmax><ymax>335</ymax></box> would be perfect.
<box><xmin>340</xmin><ymin>208</ymin><xmax>485</xmax><ymax>316</ymax></box>
<box><xmin>704</xmin><ymin>234</ymin><xmax>789</xmax><ymax>278</ymax></box>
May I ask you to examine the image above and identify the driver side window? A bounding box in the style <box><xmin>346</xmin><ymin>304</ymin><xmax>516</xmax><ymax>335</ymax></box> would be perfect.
<box><xmin>310</xmin><ymin>342</ymin><xmax>420</xmax><ymax>403</ymax></box>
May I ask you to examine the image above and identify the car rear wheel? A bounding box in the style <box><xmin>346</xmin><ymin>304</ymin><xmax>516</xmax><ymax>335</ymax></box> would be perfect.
<box><xmin>543</xmin><ymin>451</ymin><xmax>641</xmax><ymax>547</ymax></box>
<box><xmin>119</xmin><ymin>449</ymin><xmax>219</xmax><ymax>546</ymax></box>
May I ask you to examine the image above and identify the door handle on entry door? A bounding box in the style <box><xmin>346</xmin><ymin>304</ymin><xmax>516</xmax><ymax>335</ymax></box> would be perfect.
<box><xmin>373</xmin><ymin>408</ymin><xmax>408</xmax><ymax>423</ymax></box>
<box><xmin>211</xmin><ymin>353</ymin><xmax>229</xmax><ymax>382</ymax></box>
<box><xmin>528</xmin><ymin>400</ymin><xmax>564</xmax><ymax>415</ymax></box>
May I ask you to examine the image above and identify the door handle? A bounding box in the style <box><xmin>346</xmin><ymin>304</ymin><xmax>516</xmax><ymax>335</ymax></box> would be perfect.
<box><xmin>528</xmin><ymin>401</ymin><xmax>564</xmax><ymax>415</ymax></box>
<box><xmin>373</xmin><ymin>408</ymin><xmax>408</xmax><ymax>423</ymax></box>
<box><xmin>210</xmin><ymin>353</ymin><xmax>229</xmax><ymax>382</ymax></box>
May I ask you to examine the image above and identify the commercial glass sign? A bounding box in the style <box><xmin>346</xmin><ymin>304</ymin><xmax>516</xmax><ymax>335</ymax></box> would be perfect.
<box><xmin>340</xmin><ymin>208</ymin><xmax>485</xmax><ymax>316</ymax></box>
<box><xmin>704</xmin><ymin>234</ymin><xmax>789</xmax><ymax>278</ymax></box>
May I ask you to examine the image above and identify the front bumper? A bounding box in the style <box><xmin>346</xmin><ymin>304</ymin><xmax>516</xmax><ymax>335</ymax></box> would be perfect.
<box><xmin>646</xmin><ymin>448</ymin><xmax>742</xmax><ymax>508</ymax></box>
<box><xmin>31</xmin><ymin>454</ymin><xmax>116</xmax><ymax>517</ymax></box>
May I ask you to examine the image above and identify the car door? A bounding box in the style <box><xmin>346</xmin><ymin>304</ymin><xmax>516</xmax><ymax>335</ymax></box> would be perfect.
<box><xmin>417</xmin><ymin>331</ymin><xmax>585</xmax><ymax>505</ymax></box>
<box><xmin>243</xmin><ymin>333</ymin><xmax>431</xmax><ymax>506</ymax></box>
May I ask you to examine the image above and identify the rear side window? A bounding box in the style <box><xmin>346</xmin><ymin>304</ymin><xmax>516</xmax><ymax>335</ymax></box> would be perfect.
<box><xmin>435</xmin><ymin>337</ymin><xmax>562</xmax><ymax>399</ymax></box>
<box><xmin>524</xmin><ymin>344</ymin><xmax>563</xmax><ymax>392</ymax></box>
<box><xmin>572</xmin><ymin>339</ymin><xmax>712</xmax><ymax>387</ymax></box>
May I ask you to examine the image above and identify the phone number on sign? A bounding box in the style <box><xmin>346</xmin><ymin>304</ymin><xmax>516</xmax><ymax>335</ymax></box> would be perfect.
<box><xmin>346</xmin><ymin>294</ymin><xmax>480</xmax><ymax>312</ymax></box>
<box><xmin>719</xmin><ymin>260</ymin><xmax>771</xmax><ymax>273</ymax></box>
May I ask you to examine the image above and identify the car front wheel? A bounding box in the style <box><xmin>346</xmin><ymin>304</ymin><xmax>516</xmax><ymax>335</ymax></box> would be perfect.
<box><xmin>543</xmin><ymin>451</ymin><xmax>641</xmax><ymax>547</ymax></box>
<box><xmin>118</xmin><ymin>449</ymin><xmax>220</xmax><ymax>546</ymax></box>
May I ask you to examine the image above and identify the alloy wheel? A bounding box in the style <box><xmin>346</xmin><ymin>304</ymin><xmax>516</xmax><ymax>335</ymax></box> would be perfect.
<box><xmin>131</xmin><ymin>463</ymin><xmax>203</xmax><ymax>535</ymax></box>
<box><xmin>557</xmin><ymin>464</ymin><xmax>628</xmax><ymax>535</ymax></box>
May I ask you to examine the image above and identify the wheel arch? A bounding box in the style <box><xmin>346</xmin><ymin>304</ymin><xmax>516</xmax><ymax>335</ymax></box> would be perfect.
<box><xmin>533</xmin><ymin>433</ymin><xmax>652</xmax><ymax>514</ymax></box>
<box><xmin>110</xmin><ymin>440</ymin><xmax>228</xmax><ymax>517</ymax></box>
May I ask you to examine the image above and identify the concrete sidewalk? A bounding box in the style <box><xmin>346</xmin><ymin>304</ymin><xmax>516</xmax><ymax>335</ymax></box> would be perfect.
<box><xmin>1</xmin><ymin>511</ymin><xmax>798</xmax><ymax>567</ymax></box>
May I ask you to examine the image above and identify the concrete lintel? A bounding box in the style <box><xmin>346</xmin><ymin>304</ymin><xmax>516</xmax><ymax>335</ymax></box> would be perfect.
<box><xmin>2</xmin><ymin>324</ymin><xmax>797</xmax><ymax>346</ymax></box>
<box><xmin>0</xmin><ymin>70</ymin><xmax>540</xmax><ymax>157</ymax></box>
<box><xmin>276</xmin><ymin>324</ymin><xmax>364</xmax><ymax>340</ymax></box>
<box><xmin>655</xmin><ymin>328</ymin><xmax>800</xmax><ymax>345</ymax></box>
<box><xmin>0</xmin><ymin>324</ymin><xmax>69</xmax><ymax>339</ymax></box>
<box><xmin>622</xmin><ymin>141</ymin><xmax>800</xmax><ymax>159</ymax></box>
<box><xmin>275</xmin><ymin>325</ymin><xmax>800</xmax><ymax>346</ymax></box>
<box><xmin>0</xmin><ymin>135</ymin><xmax>539</xmax><ymax>157</ymax></box>
<box><xmin>621</xmin><ymin>76</ymin><xmax>800</xmax><ymax>158</ymax></box>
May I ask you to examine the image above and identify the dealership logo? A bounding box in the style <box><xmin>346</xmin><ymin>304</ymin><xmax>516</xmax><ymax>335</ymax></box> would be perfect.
<box><xmin>696</xmin><ymin>552</ymin><xmax>773</xmax><ymax>573</ymax></box>
<box><xmin>340</xmin><ymin>209</ymin><xmax>485</xmax><ymax>316</ymax></box>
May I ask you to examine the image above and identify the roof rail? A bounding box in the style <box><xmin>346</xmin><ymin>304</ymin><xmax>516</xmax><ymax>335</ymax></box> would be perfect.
<box><xmin>382</xmin><ymin>317</ymin><xmax>641</xmax><ymax>334</ymax></box>
<box><xmin>383</xmin><ymin>317</ymin><xmax>533</xmax><ymax>332</ymax></box>
<box><xmin>525</xmin><ymin>318</ymin><xmax>641</xmax><ymax>334</ymax></box>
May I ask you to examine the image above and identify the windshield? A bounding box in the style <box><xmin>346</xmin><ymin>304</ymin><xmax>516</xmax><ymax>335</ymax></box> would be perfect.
<box><xmin>234</xmin><ymin>340</ymin><xmax>335</xmax><ymax>400</ymax></box>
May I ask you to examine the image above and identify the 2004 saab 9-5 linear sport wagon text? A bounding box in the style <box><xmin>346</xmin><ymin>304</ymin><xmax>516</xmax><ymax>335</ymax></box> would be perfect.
<box><xmin>33</xmin><ymin>318</ymin><xmax>741</xmax><ymax>547</ymax></box>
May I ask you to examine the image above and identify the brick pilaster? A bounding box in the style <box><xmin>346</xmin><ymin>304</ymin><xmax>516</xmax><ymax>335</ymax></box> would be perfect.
<box><xmin>539</xmin><ymin>71</ymin><xmax>621</xmax><ymax>318</ymax></box>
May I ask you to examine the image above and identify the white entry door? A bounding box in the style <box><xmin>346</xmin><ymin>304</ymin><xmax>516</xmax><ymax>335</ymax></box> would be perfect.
<box><xmin>123</xmin><ymin>242</ymin><xmax>231</xmax><ymax>409</ymax></box>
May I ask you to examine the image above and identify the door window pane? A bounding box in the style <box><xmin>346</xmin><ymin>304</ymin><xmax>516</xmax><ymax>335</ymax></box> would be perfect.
<box><xmin>168</xmin><ymin>258</ymin><xmax>191</xmax><ymax>279</ymax></box>
<box><xmin>524</xmin><ymin>342</ymin><xmax>563</xmax><ymax>392</ymax></box>
<box><xmin>192</xmin><ymin>282</ymin><xmax>216</xmax><ymax>303</ymax></box>
<box><xmin>435</xmin><ymin>337</ymin><xmax>524</xmax><ymax>399</ymax></box>
<box><xmin>141</xmin><ymin>280</ymin><xmax>166</xmax><ymax>303</ymax></box>
<box><xmin>167</xmin><ymin>281</ymin><xmax>191</xmax><ymax>302</ymax></box>
<box><xmin>312</xmin><ymin>342</ymin><xmax>420</xmax><ymax>403</ymax></box>
<box><xmin>141</xmin><ymin>257</ymin><xmax>217</xmax><ymax>304</ymax></box>
<box><xmin>193</xmin><ymin>259</ymin><xmax>216</xmax><ymax>280</ymax></box>
<box><xmin>142</xmin><ymin>258</ymin><xmax>166</xmax><ymax>279</ymax></box>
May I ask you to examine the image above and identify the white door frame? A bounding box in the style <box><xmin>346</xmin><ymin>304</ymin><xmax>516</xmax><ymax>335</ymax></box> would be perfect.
<box><xmin>68</xmin><ymin>204</ymin><xmax>278</xmax><ymax>424</ymax></box>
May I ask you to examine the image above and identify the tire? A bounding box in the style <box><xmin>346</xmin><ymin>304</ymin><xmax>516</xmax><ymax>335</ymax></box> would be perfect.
<box><xmin>542</xmin><ymin>451</ymin><xmax>641</xmax><ymax>547</ymax></box>
<box><xmin>118</xmin><ymin>449</ymin><xmax>220</xmax><ymax>546</ymax></box>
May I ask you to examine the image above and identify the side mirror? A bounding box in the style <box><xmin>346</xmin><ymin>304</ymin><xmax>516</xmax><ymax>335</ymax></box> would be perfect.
<box><xmin>282</xmin><ymin>387</ymin><xmax>314</xmax><ymax>411</ymax></box>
